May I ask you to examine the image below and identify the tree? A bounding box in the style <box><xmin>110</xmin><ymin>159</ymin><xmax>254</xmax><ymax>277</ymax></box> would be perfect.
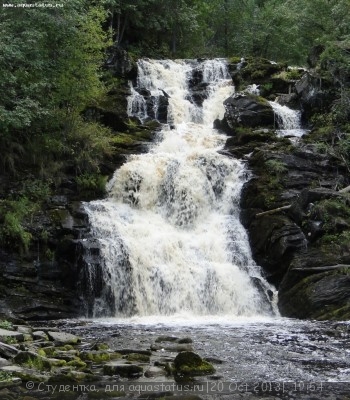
<box><xmin>0</xmin><ymin>0</ymin><xmax>113</xmax><ymax>174</ymax></box>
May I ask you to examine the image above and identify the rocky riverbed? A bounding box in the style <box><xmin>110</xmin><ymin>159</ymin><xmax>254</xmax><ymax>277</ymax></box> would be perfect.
<box><xmin>0</xmin><ymin>317</ymin><xmax>349</xmax><ymax>399</ymax></box>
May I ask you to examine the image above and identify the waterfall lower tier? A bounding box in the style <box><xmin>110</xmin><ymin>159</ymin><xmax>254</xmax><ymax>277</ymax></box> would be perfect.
<box><xmin>269</xmin><ymin>101</ymin><xmax>306</xmax><ymax>137</ymax></box>
<box><xmin>83</xmin><ymin>59</ymin><xmax>276</xmax><ymax>318</ymax></box>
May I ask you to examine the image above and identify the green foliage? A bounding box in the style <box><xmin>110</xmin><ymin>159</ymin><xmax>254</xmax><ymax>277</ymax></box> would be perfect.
<box><xmin>0</xmin><ymin>177</ymin><xmax>51</xmax><ymax>253</ymax></box>
<box><xmin>64</xmin><ymin>117</ymin><xmax>114</xmax><ymax>174</ymax></box>
<box><xmin>0</xmin><ymin>320</ymin><xmax>13</xmax><ymax>330</ymax></box>
<box><xmin>265</xmin><ymin>159</ymin><xmax>287</xmax><ymax>175</ymax></box>
<box><xmin>0</xmin><ymin>0</ymin><xmax>113</xmax><ymax>177</ymax></box>
<box><xmin>320</xmin><ymin>231</ymin><xmax>350</xmax><ymax>246</ymax></box>
<box><xmin>311</xmin><ymin>198</ymin><xmax>350</xmax><ymax>233</ymax></box>
<box><xmin>76</xmin><ymin>173</ymin><xmax>108</xmax><ymax>196</ymax></box>
<box><xmin>24</xmin><ymin>356</ymin><xmax>46</xmax><ymax>371</ymax></box>
<box><xmin>2</xmin><ymin>336</ymin><xmax>17</xmax><ymax>345</ymax></box>
<box><xmin>0</xmin><ymin>197</ymin><xmax>34</xmax><ymax>253</ymax></box>
<box><xmin>0</xmin><ymin>371</ymin><xmax>12</xmax><ymax>382</ymax></box>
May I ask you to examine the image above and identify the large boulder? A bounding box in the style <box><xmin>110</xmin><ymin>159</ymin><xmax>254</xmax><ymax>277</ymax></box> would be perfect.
<box><xmin>173</xmin><ymin>351</ymin><xmax>215</xmax><ymax>377</ymax></box>
<box><xmin>248</xmin><ymin>215</ymin><xmax>307</xmax><ymax>283</ymax></box>
<box><xmin>221</xmin><ymin>94</ymin><xmax>274</xmax><ymax>132</ymax></box>
<box><xmin>278</xmin><ymin>261</ymin><xmax>350</xmax><ymax>320</ymax></box>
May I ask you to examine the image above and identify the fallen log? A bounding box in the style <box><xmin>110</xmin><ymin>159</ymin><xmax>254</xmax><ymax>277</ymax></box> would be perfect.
<box><xmin>255</xmin><ymin>204</ymin><xmax>291</xmax><ymax>218</ymax></box>
<box><xmin>339</xmin><ymin>185</ymin><xmax>350</xmax><ymax>193</ymax></box>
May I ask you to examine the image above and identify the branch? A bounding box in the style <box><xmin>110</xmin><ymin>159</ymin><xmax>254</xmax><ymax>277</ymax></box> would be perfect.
<box><xmin>255</xmin><ymin>204</ymin><xmax>291</xmax><ymax>218</ymax></box>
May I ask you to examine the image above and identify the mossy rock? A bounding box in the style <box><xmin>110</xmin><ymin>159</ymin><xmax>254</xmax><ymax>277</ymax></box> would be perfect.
<box><xmin>226</xmin><ymin>128</ymin><xmax>276</xmax><ymax>146</ymax></box>
<box><xmin>14</xmin><ymin>351</ymin><xmax>52</xmax><ymax>371</ymax></box>
<box><xmin>79</xmin><ymin>351</ymin><xmax>110</xmax><ymax>363</ymax></box>
<box><xmin>228</xmin><ymin>57</ymin><xmax>284</xmax><ymax>89</ymax></box>
<box><xmin>278</xmin><ymin>267</ymin><xmax>350</xmax><ymax>320</ymax></box>
<box><xmin>92</xmin><ymin>342</ymin><xmax>109</xmax><ymax>351</ymax></box>
<box><xmin>66</xmin><ymin>359</ymin><xmax>87</xmax><ymax>369</ymax></box>
<box><xmin>173</xmin><ymin>351</ymin><xmax>215</xmax><ymax>376</ymax></box>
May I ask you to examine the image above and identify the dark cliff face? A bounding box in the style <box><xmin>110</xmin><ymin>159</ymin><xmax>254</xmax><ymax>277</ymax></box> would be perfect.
<box><xmin>224</xmin><ymin>56</ymin><xmax>350</xmax><ymax>320</ymax></box>
<box><xmin>0</xmin><ymin>48</ymin><xmax>158</xmax><ymax>321</ymax></box>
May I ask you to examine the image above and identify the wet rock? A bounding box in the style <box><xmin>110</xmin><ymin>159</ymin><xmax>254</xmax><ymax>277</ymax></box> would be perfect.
<box><xmin>0</xmin><ymin>342</ymin><xmax>19</xmax><ymax>359</ymax></box>
<box><xmin>103</xmin><ymin>362</ymin><xmax>143</xmax><ymax>377</ymax></box>
<box><xmin>138</xmin><ymin>392</ymin><xmax>174</xmax><ymax>399</ymax></box>
<box><xmin>32</xmin><ymin>331</ymin><xmax>48</xmax><ymax>341</ymax></box>
<box><xmin>123</xmin><ymin>353</ymin><xmax>150</xmax><ymax>362</ymax></box>
<box><xmin>144</xmin><ymin>366</ymin><xmax>167</xmax><ymax>378</ymax></box>
<box><xmin>225</xmin><ymin>128</ymin><xmax>276</xmax><ymax>147</ymax></box>
<box><xmin>204</xmin><ymin>357</ymin><xmax>224</xmax><ymax>364</ymax></box>
<box><xmin>15</xmin><ymin>326</ymin><xmax>32</xmax><ymax>335</ymax></box>
<box><xmin>248</xmin><ymin>215</ymin><xmax>307</xmax><ymax>282</ymax></box>
<box><xmin>173</xmin><ymin>351</ymin><xmax>215</xmax><ymax>376</ymax></box>
<box><xmin>155</xmin><ymin>336</ymin><xmax>179</xmax><ymax>343</ymax></box>
<box><xmin>0</xmin><ymin>377</ymin><xmax>21</xmax><ymax>389</ymax></box>
<box><xmin>0</xmin><ymin>357</ymin><xmax>11</xmax><ymax>367</ymax></box>
<box><xmin>222</xmin><ymin>94</ymin><xmax>274</xmax><ymax>131</ymax></box>
<box><xmin>155</xmin><ymin>336</ymin><xmax>193</xmax><ymax>344</ymax></box>
<box><xmin>164</xmin><ymin>344</ymin><xmax>194</xmax><ymax>352</ymax></box>
<box><xmin>0</xmin><ymin>328</ymin><xmax>24</xmax><ymax>343</ymax></box>
<box><xmin>47</xmin><ymin>331</ymin><xmax>80</xmax><ymax>345</ymax></box>
<box><xmin>278</xmin><ymin>266</ymin><xmax>350</xmax><ymax>320</ymax></box>
<box><xmin>116</xmin><ymin>349</ymin><xmax>152</xmax><ymax>356</ymax></box>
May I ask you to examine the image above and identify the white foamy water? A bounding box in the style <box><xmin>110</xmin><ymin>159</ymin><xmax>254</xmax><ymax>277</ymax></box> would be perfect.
<box><xmin>84</xmin><ymin>59</ymin><xmax>277</xmax><ymax>318</ymax></box>
<box><xmin>269</xmin><ymin>101</ymin><xmax>306</xmax><ymax>137</ymax></box>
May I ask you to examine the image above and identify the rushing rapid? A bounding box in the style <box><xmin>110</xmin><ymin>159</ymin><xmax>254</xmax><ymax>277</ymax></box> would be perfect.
<box><xmin>83</xmin><ymin>59</ymin><xmax>276</xmax><ymax>318</ymax></box>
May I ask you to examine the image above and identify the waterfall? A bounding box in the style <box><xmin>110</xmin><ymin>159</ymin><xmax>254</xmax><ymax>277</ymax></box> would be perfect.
<box><xmin>269</xmin><ymin>101</ymin><xmax>305</xmax><ymax>137</ymax></box>
<box><xmin>84</xmin><ymin>59</ymin><xmax>276</xmax><ymax>318</ymax></box>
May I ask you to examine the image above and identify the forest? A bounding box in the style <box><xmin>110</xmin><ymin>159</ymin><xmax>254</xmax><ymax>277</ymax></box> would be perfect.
<box><xmin>0</xmin><ymin>0</ymin><xmax>349</xmax><ymax>251</ymax></box>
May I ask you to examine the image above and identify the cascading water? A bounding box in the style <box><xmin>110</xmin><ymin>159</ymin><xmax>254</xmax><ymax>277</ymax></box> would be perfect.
<box><xmin>269</xmin><ymin>101</ymin><xmax>306</xmax><ymax>137</ymax></box>
<box><xmin>83</xmin><ymin>59</ymin><xmax>276</xmax><ymax>318</ymax></box>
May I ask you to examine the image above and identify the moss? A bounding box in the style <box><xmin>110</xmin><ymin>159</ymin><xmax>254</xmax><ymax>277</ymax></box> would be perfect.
<box><xmin>173</xmin><ymin>352</ymin><xmax>215</xmax><ymax>377</ymax></box>
<box><xmin>0</xmin><ymin>371</ymin><xmax>12</xmax><ymax>382</ymax></box>
<box><xmin>311</xmin><ymin>199</ymin><xmax>350</xmax><ymax>234</ymax></box>
<box><xmin>66</xmin><ymin>359</ymin><xmax>87</xmax><ymax>369</ymax></box>
<box><xmin>229</xmin><ymin>56</ymin><xmax>242</xmax><ymax>64</ymax></box>
<box><xmin>317</xmin><ymin>304</ymin><xmax>350</xmax><ymax>320</ymax></box>
<box><xmin>23</xmin><ymin>356</ymin><xmax>49</xmax><ymax>371</ymax></box>
<box><xmin>280</xmin><ymin>267</ymin><xmax>350</xmax><ymax>320</ymax></box>
<box><xmin>2</xmin><ymin>336</ymin><xmax>17</xmax><ymax>345</ymax></box>
<box><xmin>92</xmin><ymin>342</ymin><xmax>109</xmax><ymax>351</ymax></box>
<box><xmin>79</xmin><ymin>351</ymin><xmax>110</xmax><ymax>363</ymax></box>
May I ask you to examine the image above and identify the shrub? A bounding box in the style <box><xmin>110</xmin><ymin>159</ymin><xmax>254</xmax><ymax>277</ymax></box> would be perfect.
<box><xmin>265</xmin><ymin>159</ymin><xmax>287</xmax><ymax>175</ymax></box>
<box><xmin>0</xmin><ymin>320</ymin><xmax>13</xmax><ymax>330</ymax></box>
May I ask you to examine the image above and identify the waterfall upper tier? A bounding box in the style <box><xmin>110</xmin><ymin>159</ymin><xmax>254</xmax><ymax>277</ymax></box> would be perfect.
<box><xmin>84</xmin><ymin>59</ymin><xmax>277</xmax><ymax>318</ymax></box>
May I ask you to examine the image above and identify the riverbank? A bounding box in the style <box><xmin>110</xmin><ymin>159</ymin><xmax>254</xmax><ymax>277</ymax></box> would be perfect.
<box><xmin>0</xmin><ymin>317</ymin><xmax>349</xmax><ymax>399</ymax></box>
